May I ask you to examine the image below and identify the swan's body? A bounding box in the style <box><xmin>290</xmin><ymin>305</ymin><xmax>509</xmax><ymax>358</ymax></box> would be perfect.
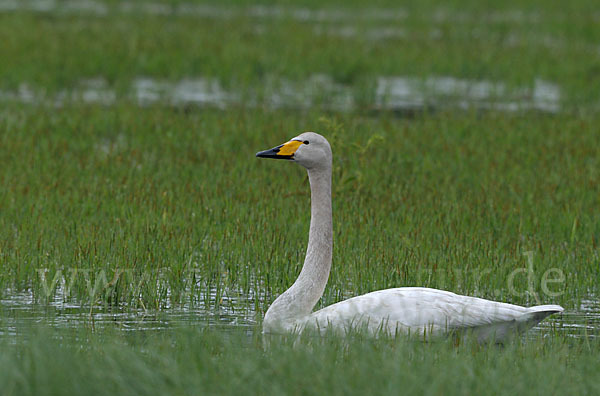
<box><xmin>256</xmin><ymin>132</ymin><xmax>563</xmax><ymax>342</ymax></box>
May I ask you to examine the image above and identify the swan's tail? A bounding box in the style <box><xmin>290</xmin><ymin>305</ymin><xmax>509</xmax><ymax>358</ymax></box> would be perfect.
<box><xmin>521</xmin><ymin>304</ymin><xmax>564</xmax><ymax>325</ymax></box>
<box><xmin>472</xmin><ymin>304</ymin><xmax>564</xmax><ymax>343</ymax></box>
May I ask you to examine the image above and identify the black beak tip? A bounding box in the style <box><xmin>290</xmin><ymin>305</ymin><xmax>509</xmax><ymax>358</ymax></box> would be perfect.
<box><xmin>256</xmin><ymin>149</ymin><xmax>271</xmax><ymax>158</ymax></box>
<box><xmin>256</xmin><ymin>146</ymin><xmax>292</xmax><ymax>160</ymax></box>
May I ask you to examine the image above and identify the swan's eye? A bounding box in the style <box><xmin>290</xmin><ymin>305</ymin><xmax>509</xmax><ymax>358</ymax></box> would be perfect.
<box><xmin>303</xmin><ymin>140</ymin><xmax>309</xmax><ymax>145</ymax></box>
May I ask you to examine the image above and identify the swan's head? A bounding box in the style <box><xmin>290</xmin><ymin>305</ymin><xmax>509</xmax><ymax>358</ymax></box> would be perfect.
<box><xmin>256</xmin><ymin>132</ymin><xmax>332</xmax><ymax>170</ymax></box>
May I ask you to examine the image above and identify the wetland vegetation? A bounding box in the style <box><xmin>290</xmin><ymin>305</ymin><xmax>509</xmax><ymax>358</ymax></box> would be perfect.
<box><xmin>0</xmin><ymin>0</ymin><xmax>599</xmax><ymax>394</ymax></box>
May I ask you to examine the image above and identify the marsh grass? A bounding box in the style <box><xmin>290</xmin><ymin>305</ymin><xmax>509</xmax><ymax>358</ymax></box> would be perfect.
<box><xmin>1</xmin><ymin>1</ymin><xmax>599</xmax><ymax>393</ymax></box>
<box><xmin>0</xmin><ymin>326</ymin><xmax>598</xmax><ymax>396</ymax></box>
<box><xmin>0</xmin><ymin>105</ymin><xmax>598</xmax><ymax>313</ymax></box>
<box><xmin>1</xmin><ymin>0</ymin><xmax>599</xmax><ymax>108</ymax></box>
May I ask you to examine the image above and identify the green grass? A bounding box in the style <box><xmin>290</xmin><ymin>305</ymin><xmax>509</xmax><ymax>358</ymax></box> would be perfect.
<box><xmin>0</xmin><ymin>105</ymin><xmax>598</xmax><ymax>311</ymax></box>
<box><xmin>0</xmin><ymin>1</ymin><xmax>599</xmax><ymax>394</ymax></box>
<box><xmin>1</xmin><ymin>326</ymin><xmax>599</xmax><ymax>396</ymax></box>
<box><xmin>1</xmin><ymin>0</ymin><xmax>599</xmax><ymax>108</ymax></box>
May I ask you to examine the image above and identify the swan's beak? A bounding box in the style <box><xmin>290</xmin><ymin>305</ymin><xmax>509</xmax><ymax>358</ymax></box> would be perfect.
<box><xmin>256</xmin><ymin>140</ymin><xmax>302</xmax><ymax>160</ymax></box>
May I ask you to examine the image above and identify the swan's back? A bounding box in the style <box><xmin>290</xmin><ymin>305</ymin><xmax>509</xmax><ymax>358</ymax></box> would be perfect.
<box><xmin>294</xmin><ymin>287</ymin><xmax>563</xmax><ymax>342</ymax></box>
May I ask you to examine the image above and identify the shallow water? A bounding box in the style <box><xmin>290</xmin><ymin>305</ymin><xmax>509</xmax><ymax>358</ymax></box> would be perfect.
<box><xmin>0</xmin><ymin>291</ymin><xmax>258</xmax><ymax>343</ymax></box>
<box><xmin>0</xmin><ymin>74</ymin><xmax>562</xmax><ymax>114</ymax></box>
<box><xmin>4</xmin><ymin>0</ymin><xmax>597</xmax><ymax>25</ymax></box>
<box><xmin>1</xmin><ymin>288</ymin><xmax>597</xmax><ymax>341</ymax></box>
<box><xmin>533</xmin><ymin>297</ymin><xmax>600</xmax><ymax>339</ymax></box>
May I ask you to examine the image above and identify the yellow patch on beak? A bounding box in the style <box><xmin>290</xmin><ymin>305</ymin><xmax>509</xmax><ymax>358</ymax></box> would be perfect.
<box><xmin>278</xmin><ymin>140</ymin><xmax>303</xmax><ymax>156</ymax></box>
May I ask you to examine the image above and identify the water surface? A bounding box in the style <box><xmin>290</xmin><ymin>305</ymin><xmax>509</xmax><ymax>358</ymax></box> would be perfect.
<box><xmin>1</xmin><ymin>288</ymin><xmax>597</xmax><ymax>341</ymax></box>
<box><xmin>0</xmin><ymin>75</ymin><xmax>562</xmax><ymax>114</ymax></box>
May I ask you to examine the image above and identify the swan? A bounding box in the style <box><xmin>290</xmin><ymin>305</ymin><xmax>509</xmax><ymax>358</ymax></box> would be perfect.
<box><xmin>256</xmin><ymin>132</ymin><xmax>563</xmax><ymax>342</ymax></box>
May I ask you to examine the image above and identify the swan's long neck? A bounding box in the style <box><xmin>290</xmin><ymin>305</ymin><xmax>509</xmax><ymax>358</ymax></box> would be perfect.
<box><xmin>264</xmin><ymin>166</ymin><xmax>332</xmax><ymax>328</ymax></box>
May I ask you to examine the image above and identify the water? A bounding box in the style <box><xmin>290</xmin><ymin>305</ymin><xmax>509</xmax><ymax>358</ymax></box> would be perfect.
<box><xmin>0</xmin><ymin>74</ymin><xmax>562</xmax><ymax>114</ymax></box>
<box><xmin>545</xmin><ymin>296</ymin><xmax>600</xmax><ymax>338</ymax></box>
<box><xmin>0</xmin><ymin>0</ymin><xmax>587</xmax><ymax>24</ymax></box>
<box><xmin>1</xmin><ymin>287</ymin><xmax>598</xmax><ymax>341</ymax></box>
<box><xmin>0</xmin><ymin>286</ymin><xmax>260</xmax><ymax>340</ymax></box>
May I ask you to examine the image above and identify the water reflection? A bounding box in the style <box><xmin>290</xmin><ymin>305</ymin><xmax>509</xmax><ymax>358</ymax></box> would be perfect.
<box><xmin>533</xmin><ymin>296</ymin><xmax>600</xmax><ymax>339</ymax></box>
<box><xmin>1</xmin><ymin>289</ymin><xmax>597</xmax><ymax>341</ymax></box>
<box><xmin>0</xmin><ymin>289</ymin><xmax>258</xmax><ymax>340</ymax></box>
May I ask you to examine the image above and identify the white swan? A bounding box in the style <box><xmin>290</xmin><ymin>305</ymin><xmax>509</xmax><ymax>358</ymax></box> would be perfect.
<box><xmin>256</xmin><ymin>132</ymin><xmax>563</xmax><ymax>342</ymax></box>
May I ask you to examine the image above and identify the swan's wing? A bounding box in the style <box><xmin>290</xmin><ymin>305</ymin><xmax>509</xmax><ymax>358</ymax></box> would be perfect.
<box><xmin>300</xmin><ymin>287</ymin><xmax>562</xmax><ymax>339</ymax></box>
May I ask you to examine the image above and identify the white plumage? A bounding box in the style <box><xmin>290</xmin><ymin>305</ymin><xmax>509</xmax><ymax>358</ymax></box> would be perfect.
<box><xmin>256</xmin><ymin>132</ymin><xmax>563</xmax><ymax>342</ymax></box>
<box><xmin>293</xmin><ymin>288</ymin><xmax>562</xmax><ymax>342</ymax></box>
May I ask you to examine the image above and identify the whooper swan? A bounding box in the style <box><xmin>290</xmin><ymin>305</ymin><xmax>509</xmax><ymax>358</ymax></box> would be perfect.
<box><xmin>256</xmin><ymin>132</ymin><xmax>563</xmax><ymax>342</ymax></box>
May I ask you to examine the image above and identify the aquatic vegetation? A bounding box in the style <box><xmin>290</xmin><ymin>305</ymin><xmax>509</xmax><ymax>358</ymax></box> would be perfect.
<box><xmin>0</xmin><ymin>326</ymin><xmax>599</xmax><ymax>396</ymax></box>
<box><xmin>1</xmin><ymin>106</ymin><xmax>598</xmax><ymax>312</ymax></box>
<box><xmin>0</xmin><ymin>1</ymin><xmax>599</xmax><ymax>394</ymax></box>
